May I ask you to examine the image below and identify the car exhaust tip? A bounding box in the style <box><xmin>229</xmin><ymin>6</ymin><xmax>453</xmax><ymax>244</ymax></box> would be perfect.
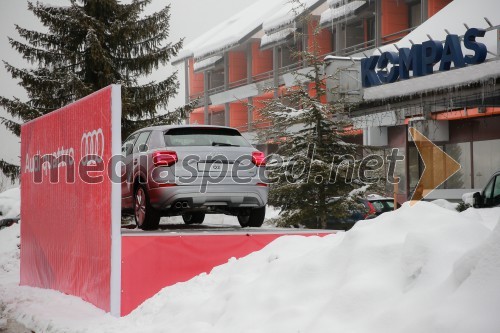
<box><xmin>182</xmin><ymin>202</ymin><xmax>189</xmax><ymax>209</ymax></box>
<box><xmin>174</xmin><ymin>202</ymin><xmax>182</xmax><ymax>209</ymax></box>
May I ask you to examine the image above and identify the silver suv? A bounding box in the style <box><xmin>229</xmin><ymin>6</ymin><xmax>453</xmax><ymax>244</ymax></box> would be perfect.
<box><xmin>121</xmin><ymin>125</ymin><xmax>269</xmax><ymax>230</ymax></box>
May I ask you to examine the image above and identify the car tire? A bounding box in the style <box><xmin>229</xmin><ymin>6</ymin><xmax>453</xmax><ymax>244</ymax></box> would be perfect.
<box><xmin>182</xmin><ymin>212</ymin><xmax>205</xmax><ymax>225</ymax></box>
<box><xmin>238</xmin><ymin>206</ymin><xmax>265</xmax><ymax>228</ymax></box>
<box><xmin>134</xmin><ymin>184</ymin><xmax>160</xmax><ymax>230</ymax></box>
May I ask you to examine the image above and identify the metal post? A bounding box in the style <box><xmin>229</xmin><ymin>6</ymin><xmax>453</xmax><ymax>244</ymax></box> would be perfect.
<box><xmin>184</xmin><ymin>59</ymin><xmax>190</xmax><ymax>125</ymax></box>
<box><xmin>248</xmin><ymin>96</ymin><xmax>253</xmax><ymax>132</ymax></box>
<box><xmin>497</xmin><ymin>27</ymin><xmax>500</xmax><ymax>58</ymax></box>
<box><xmin>203</xmin><ymin>71</ymin><xmax>209</xmax><ymax>125</ymax></box>
<box><xmin>224</xmin><ymin>52</ymin><xmax>230</xmax><ymax>126</ymax></box>
<box><xmin>247</xmin><ymin>43</ymin><xmax>253</xmax><ymax>84</ymax></box>
<box><xmin>335</xmin><ymin>23</ymin><xmax>344</xmax><ymax>55</ymax></box>
<box><xmin>273</xmin><ymin>46</ymin><xmax>279</xmax><ymax>98</ymax></box>
<box><xmin>375</xmin><ymin>0</ymin><xmax>382</xmax><ymax>47</ymax></box>
<box><xmin>421</xmin><ymin>0</ymin><xmax>428</xmax><ymax>23</ymax></box>
<box><xmin>394</xmin><ymin>178</ymin><xmax>399</xmax><ymax>209</ymax></box>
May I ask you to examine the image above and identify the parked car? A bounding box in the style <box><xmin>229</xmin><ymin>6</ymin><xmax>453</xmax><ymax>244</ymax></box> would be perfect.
<box><xmin>326</xmin><ymin>195</ymin><xmax>398</xmax><ymax>230</ymax></box>
<box><xmin>473</xmin><ymin>171</ymin><xmax>500</xmax><ymax>208</ymax></box>
<box><xmin>121</xmin><ymin>125</ymin><xmax>268</xmax><ymax>230</ymax></box>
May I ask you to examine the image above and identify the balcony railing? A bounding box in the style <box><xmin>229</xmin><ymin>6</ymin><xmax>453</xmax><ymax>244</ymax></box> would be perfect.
<box><xmin>189</xmin><ymin>27</ymin><xmax>415</xmax><ymax>104</ymax></box>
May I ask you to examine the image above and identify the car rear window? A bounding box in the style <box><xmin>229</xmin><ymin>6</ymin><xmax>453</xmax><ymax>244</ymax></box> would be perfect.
<box><xmin>164</xmin><ymin>127</ymin><xmax>252</xmax><ymax>147</ymax></box>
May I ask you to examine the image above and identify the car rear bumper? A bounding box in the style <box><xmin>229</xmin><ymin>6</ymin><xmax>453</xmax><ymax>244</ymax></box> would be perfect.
<box><xmin>148</xmin><ymin>184</ymin><xmax>269</xmax><ymax>210</ymax></box>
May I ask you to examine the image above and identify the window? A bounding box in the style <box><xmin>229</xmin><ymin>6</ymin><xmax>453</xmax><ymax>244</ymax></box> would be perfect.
<box><xmin>473</xmin><ymin>139</ymin><xmax>500</xmax><ymax>188</ymax></box>
<box><xmin>408</xmin><ymin>146</ymin><xmax>420</xmax><ymax>191</ymax></box>
<box><xmin>133</xmin><ymin>131</ymin><xmax>151</xmax><ymax>153</ymax></box>
<box><xmin>122</xmin><ymin>133</ymin><xmax>139</xmax><ymax>157</ymax></box>
<box><xmin>208</xmin><ymin>68</ymin><xmax>224</xmax><ymax>90</ymax></box>
<box><xmin>331</xmin><ymin>28</ymin><xmax>337</xmax><ymax>53</ymax></box>
<box><xmin>164</xmin><ymin>127</ymin><xmax>252</xmax><ymax>147</ymax></box>
<box><xmin>345</xmin><ymin>22</ymin><xmax>364</xmax><ymax>49</ymax></box>
<box><xmin>483</xmin><ymin>177</ymin><xmax>494</xmax><ymax>202</ymax></box>
<box><xmin>366</xmin><ymin>17</ymin><xmax>375</xmax><ymax>42</ymax></box>
<box><xmin>443</xmin><ymin>143</ymin><xmax>471</xmax><ymax>189</ymax></box>
<box><xmin>409</xmin><ymin>1</ymin><xmax>422</xmax><ymax>28</ymax></box>
<box><xmin>493</xmin><ymin>176</ymin><xmax>500</xmax><ymax>206</ymax></box>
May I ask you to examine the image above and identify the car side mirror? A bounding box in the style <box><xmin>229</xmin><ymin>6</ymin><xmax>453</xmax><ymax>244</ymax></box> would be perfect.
<box><xmin>472</xmin><ymin>192</ymin><xmax>483</xmax><ymax>208</ymax></box>
<box><xmin>138</xmin><ymin>143</ymin><xmax>148</xmax><ymax>153</ymax></box>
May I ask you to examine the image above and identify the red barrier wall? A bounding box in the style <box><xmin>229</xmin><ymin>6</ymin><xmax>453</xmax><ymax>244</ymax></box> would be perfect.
<box><xmin>121</xmin><ymin>231</ymin><xmax>332</xmax><ymax>316</ymax></box>
<box><xmin>20</xmin><ymin>85</ymin><xmax>122</xmax><ymax>314</ymax></box>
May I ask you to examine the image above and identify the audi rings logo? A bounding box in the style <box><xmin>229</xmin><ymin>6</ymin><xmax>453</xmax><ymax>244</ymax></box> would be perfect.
<box><xmin>81</xmin><ymin>128</ymin><xmax>104</xmax><ymax>164</ymax></box>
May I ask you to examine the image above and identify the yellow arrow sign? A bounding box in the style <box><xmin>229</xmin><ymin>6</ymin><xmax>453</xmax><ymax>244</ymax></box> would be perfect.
<box><xmin>409</xmin><ymin>127</ymin><xmax>461</xmax><ymax>205</ymax></box>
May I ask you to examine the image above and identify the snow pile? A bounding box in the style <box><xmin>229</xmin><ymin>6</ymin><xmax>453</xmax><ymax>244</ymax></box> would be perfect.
<box><xmin>1</xmin><ymin>200</ymin><xmax>500</xmax><ymax>332</ymax></box>
<box><xmin>431</xmin><ymin>198</ymin><xmax>459</xmax><ymax>211</ymax></box>
<box><xmin>0</xmin><ymin>187</ymin><xmax>20</xmax><ymax>218</ymax></box>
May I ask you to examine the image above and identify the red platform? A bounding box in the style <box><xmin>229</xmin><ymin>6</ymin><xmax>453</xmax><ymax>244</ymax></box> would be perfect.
<box><xmin>120</xmin><ymin>226</ymin><xmax>334</xmax><ymax>316</ymax></box>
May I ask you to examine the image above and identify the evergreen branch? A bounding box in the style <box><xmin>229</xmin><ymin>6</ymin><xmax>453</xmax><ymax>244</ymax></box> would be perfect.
<box><xmin>128</xmin><ymin>5</ymin><xmax>171</xmax><ymax>40</ymax></box>
<box><xmin>0</xmin><ymin>117</ymin><xmax>21</xmax><ymax>137</ymax></box>
<box><xmin>114</xmin><ymin>40</ymin><xmax>183</xmax><ymax>74</ymax></box>
<box><xmin>0</xmin><ymin>96</ymin><xmax>43</xmax><ymax>124</ymax></box>
<box><xmin>0</xmin><ymin>160</ymin><xmax>20</xmax><ymax>184</ymax></box>
<box><xmin>121</xmin><ymin>100</ymin><xmax>196</xmax><ymax>138</ymax></box>
<box><xmin>28</xmin><ymin>1</ymin><xmax>78</xmax><ymax>35</ymax></box>
<box><xmin>8</xmin><ymin>38</ymin><xmax>67</xmax><ymax>66</ymax></box>
<box><xmin>14</xmin><ymin>25</ymin><xmax>65</xmax><ymax>51</ymax></box>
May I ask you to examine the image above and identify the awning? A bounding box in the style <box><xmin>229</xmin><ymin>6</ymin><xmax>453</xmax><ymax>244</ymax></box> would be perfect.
<box><xmin>260</xmin><ymin>28</ymin><xmax>296</xmax><ymax>50</ymax></box>
<box><xmin>193</xmin><ymin>55</ymin><xmax>223</xmax><ymax>73</ymax></box>
<box><xmin>320</xmin><ymin>0</ymin><xmax>366</xmax><ymax>26</ymax></box>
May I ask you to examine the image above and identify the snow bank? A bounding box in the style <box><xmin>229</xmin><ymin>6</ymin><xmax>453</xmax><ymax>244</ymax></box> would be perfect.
<box><xmin>1</xmin><ymin>201</ymin><xmax>500</xmax><ymax>332</ymax></box>
<box><xmin>431</xmin><ymin>199</ymin><xmax>458</xmax><ymax>211</ymax></box>
<box><xmin>0</xmin><ymin>187</ymin><xmax>20</xmax><ymax>218</ymax></box>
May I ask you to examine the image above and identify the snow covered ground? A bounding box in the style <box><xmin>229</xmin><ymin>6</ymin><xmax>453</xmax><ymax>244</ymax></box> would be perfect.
<box><xmin>1</xmin><ymin>189</ymin><xmax>500</xmax><ymax>333</ymax></box>
<box><xmin>0</xmin><ymin>187</ymin><xmax>20</xmax><ymax>218</ymax></box>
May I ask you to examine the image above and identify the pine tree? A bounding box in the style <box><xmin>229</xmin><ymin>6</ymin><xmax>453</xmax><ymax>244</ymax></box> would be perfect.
<box><xmin>257</xmin><ymin>14</ymin><xmax>371</xmax><ymax>229</ymax></box>
<box><xmin>0</xmin><ymin>0</ymin><xmax>193</xmax><ymax>181</ymax></box>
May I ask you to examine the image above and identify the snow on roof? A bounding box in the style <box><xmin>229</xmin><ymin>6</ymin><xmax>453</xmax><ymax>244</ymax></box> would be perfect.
<box><xmin>377</xmin><ymin>0</ymin><xmax>499</xmax><ymax>57</ymax></box>
<box><xmin>260</xmin><ymin>27</ymin><xmax>296</xmax><ymax>49</ymax></box>
<box><xmin>193</xmin><ymin>55</ymin><xmax>223</xmax><ymax>72</ymax></box>
<box><xmin>172</xmin><ymin>0</ymin><xmax>288</xmax><ymax>64</ymax></box>
<box><xmin>320</xmin><ymin>0</ymin><xmax>366</xmax><ymax>26</ymax></box>
<box><xmin>327</xmin><ymin>0</ymin><xmax>343</xmax><ymax>6</ymax></box>
<box><xmin>363</xmin><ymin>58</ymin><xmax>500</xmax><ymax>101</ymax></box>
<box><xmin>263</xmin><ymin>0</ymin><xmax>324</xmax><ymax>34</ymax></box>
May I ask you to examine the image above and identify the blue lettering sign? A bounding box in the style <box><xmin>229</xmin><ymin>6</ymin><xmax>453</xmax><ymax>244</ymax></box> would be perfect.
<box><xmin>464</xmin><ymin>28</ymin><xmax>487</xmax><ymax>65</ymax></box>
<box><xmin>439</xmin><ymin>34</ymin><xmax>465</xmax><ymax>71</ymax></box>
<box><xmin>361</xmin><ymin>27</ymin><xmax>488</xmax><ymax>88</ymax></box>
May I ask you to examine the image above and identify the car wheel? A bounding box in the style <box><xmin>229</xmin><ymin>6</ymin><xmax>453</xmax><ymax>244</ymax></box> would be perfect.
<box><xmin>237</xmin><ymin>206</ymin><xmax>265</xmax><ymax>227</ymax></box>
<box><xmin>134</xmin><ymin>184</ymin><xmax>160</xmax><ymax>230</ymax></box>
<box><xmin>182</xmin><ymin>212</ymin><xmax>205</xmax><ymax>225</ymax></box>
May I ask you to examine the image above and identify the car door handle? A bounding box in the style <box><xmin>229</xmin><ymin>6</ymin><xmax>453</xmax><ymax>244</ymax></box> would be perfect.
<box><xmin>133</xmin><ymin>159</ymin><xmax>138</xmax><ymax>165</ymax></box>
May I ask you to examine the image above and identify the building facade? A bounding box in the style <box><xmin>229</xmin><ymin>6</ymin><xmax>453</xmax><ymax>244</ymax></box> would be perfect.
<box><xmin>174</xmin><ymin>0</ymin><xmax>500</xmax><ymax>202</ymax></box>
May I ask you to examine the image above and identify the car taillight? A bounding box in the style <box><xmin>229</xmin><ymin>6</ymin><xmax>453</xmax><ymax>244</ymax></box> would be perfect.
<box><xmin>152</xmin><ymin>151</ymin><xmax>178</xmax><ymax>167</ymax></box>
<box><xmin>252</xmin><ymin>151</ymin><xmax>266</xmax><ymax>166</ymax></box>
<box><xmin>365</xmin><ymin>201</ymin><xmax>376</xmax><ymax>218</ymax></box>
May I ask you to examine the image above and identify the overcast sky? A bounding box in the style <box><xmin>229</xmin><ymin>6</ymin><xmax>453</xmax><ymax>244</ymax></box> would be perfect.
<box><xmin>0</xmin><ymin>0</ymin><xmax>254</xmax><ymax>180</ymax></box>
